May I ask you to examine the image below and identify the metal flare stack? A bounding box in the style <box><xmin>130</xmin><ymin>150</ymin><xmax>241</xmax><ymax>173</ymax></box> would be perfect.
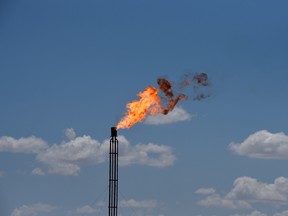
<box><xmin>109</xmin><ymin>127</ymin><xmax>118</xmax><ymax>216</ymax></box>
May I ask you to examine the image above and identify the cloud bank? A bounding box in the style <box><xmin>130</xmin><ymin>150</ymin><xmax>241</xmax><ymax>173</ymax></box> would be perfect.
<box><xmin>230</xmin><ymin>210</ymin><xmax>267</xmax><ymax>216</ymax></box>
<box><xmin>0</xmin><ymin>136</ymin><xmax>47</xmax><ymax>153</ymax></box>
<box><xmin>10</xmin><ymin>203</ymin><xmax>55</xmax><ymax>216</ymax></box>
<box><xmin>274</xmin><ymin>210</ymin><xmax>288</xmax><ymax>216</ymax></box>
<box><xmin>196</xmin><ymin>176</ymin><xmax>288</xmax><ymax>209</ymax></box>
<box><xmin>229</xmin><ymin>130</ymin><xmax>288</xmax><ymax>159</ymax></box>
<box><xmin>231</xmin><ymin>210</ymin><xmax>288</xmax><ymax>216</ymax></box>
<box><xmin>0</xmin><ymin>129</ymin><xmax>176</xmax><ymax>176</ymax></box>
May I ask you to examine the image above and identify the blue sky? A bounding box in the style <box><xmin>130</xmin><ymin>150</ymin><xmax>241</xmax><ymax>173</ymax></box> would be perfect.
<box><xmin>1</xmin><ymin>1</ymin><xmax>288</xmax><ymax>216</ymax></box>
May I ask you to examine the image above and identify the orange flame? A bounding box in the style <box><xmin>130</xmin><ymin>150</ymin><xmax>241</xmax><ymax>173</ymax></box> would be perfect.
<box><xmin>116</xmin><ymin>73</ymin><xmax>210</xmax><ymax>130</ymax></box>
<box><xmin>116</xmin><ymin>86</ymin><xmax>162</xmax><ymax>130</ymax></box>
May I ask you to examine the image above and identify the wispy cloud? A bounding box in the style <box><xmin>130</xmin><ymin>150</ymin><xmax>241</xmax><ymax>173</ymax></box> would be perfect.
<box><xmin>65</xmin><ymin>128</ymin><xmax>76</xmax><ymax>140</ymax></box>
<box><xmin>118</xmin><ymin>199</ymin><xmax>160</xmax><ymax>216</ymax></box>
<box><xmin>0</xmin><ymin>170</ymin><xmax>5</xmax><ymax>177</ymax></box>
<box><xmin>10</xmin><ymin>203</ymin><xmax>55</xmax><ymax>216</ymax></box>
<box><xmin>31</xmin><ymin>168</ymin><xmax>45</xmax><ymax>176</ymax></box>
<box><xmin>197</xmin><ymin>193</ymin><xmax>251</xmax><ymax>209</ymax></box>
<box><xmin>230</xmin><ymin>210</ymin><xmax>267</xmax><ymax>216</ymax></box>
<box><xmin>195</xmin><ymin>187</ymin><xmax>216</xmax><ymax>195</ymax></box>
<box><xmin>144</xmin><ymin>106</ymin><xmax>191</xmax><ymax>125</ymax></box>
<box><xmin>231</xmin><ymin>210</ymin><xmax>288</xmax><ymax>216</ymax></box>
<box><xmin>196</xmin><ymin>176</ymin><xmax>288</xmax><ymax>209</ymax></box>
<box><xmin>274</xmin><ymin>210</ymin><xmax>288</xmax><ymax>216</ymax></box>
<box><xmin>0</xmin><ymin>130</ymin><xmax>176</xmax><ymax>176</ymax></box>
<box><xmin>120</xmin><ymin>199</ymin><xmax>158</xmax><ymax>208</ymax></box>
<box><xmin>229</xmin><ymin>130</ymin><xmax>288</xmax><ymax>159</ymax></box>
<box><xmin>76</xmin><ymin>205</ymin><xmax>96</xmax><ymax>214</ymax></box>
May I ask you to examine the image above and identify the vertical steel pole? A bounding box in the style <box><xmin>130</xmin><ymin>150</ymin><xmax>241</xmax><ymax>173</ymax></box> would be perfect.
<box><xmin>109</xmin><ymin>127</ymin><xmax>118</xmax><ymax>216</ymax></box>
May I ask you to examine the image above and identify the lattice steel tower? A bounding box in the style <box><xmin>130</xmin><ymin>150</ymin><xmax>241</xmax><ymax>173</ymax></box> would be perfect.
<box><xmin>109</xmin><ymin>127</ymin><xmax>118</xmax><ymax>216</ymax></box>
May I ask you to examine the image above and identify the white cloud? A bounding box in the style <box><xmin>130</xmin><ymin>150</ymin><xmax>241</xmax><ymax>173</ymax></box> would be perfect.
<box><xmin>229</xmin><ymin>130</ymin><xmax>288</xmax><ymax>159</ymax></box>
<box><xmin>226</xmin><ymin>176</ymin><xmax>288</xmax><ymax>202</ymax></box>
<box><xmin>31</xmin><ymin>168</ymin><xmax>45</xmax><ymax>176</ymax></box>
<box><xmin>231</xmin><ymin>210</ymin><xmax>288</xmax><ymax>216</ymax></box>
<box><xmin>144</xmin><ymin>106</ymin><xmax>191</xmax><ymax>125</ymax></box>
<box><xmin>96</xmin><ymin>201</ymin><xmax>105</xmax><ymax>207</ymax></box>
<box><xmin>195</xmin><ymin>187</ymin><xmax>216</xmax><ymax>195</ymax></box>
<box><xmin>196</xmin><ymin>176</ymin><xmax>288</xmax><ymax>209</ymax></box>
<box><xmin>197</xmin><ymin>194</ymin><xmax>251</xmax><ymax>209</ymax></box>
<box><xmin>230</xmin><ymin>210</ymin><xmax>267</xmax><ymax>216</ymax></box>
<box><xmin>65</xmin><ymin>128</ymin><xmax>76</xmax><ymax>140</ymax></box>
<box><xmin>76</xmin><ymin>205</ymin><xmax>96</xmax><ymax>214</ymax></box>
<box><xmin>0</xmin><ymin>136</ymin><xmax>48</xmax><ymax>153</ymax></box>
<box><xmin>274</xmin><ymin>210</ymin><xmax>288</xmax><ymax>216</ymax></box>
<box><xmin>120</xmin><ymin>199</ymin><xmax>158</xmax><ymax>208</ymax></box>
<box><xmin>10</xmin><ymin>203</ymin><xmax>55</xmax><ymax>216</ymax></box>
<box><xmin>36</xmin><ymin>135</ymin><xmax>175</xmax><ymax>175</ymax></box>
<box><xmin>0</xmin><ymin>130</ymin><xmax>176</xmax><ymax>176</ymax></box>
<box><xmin>118</xmin><ymin>136</ymin><xmax>176</xmax><ymax>167</ymax></box>
<box><xmin>36</xmin><ymin>135</ymin><xmax>107</xmax><ymax>175</ymax></box>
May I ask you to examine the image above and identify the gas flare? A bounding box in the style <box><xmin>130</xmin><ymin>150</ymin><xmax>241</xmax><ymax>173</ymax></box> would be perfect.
<box><xmin>116</xmin><ymin>86</ymin><xmax>162</xmax><ymax>130</ymax></box>
<box><xmin>116</xmin><ymin>73</ymin><xmax>210</xmax><ymax>130</ymax></box>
